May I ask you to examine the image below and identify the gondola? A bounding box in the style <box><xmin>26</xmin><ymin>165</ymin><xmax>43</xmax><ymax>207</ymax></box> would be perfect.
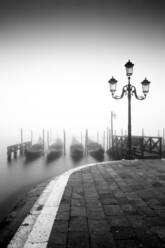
<box><xmin>87</xmin><ymin>141</ymin><xmax>104</xmax><ymax>160</ymax></box>
<box><xmin>47</xmin><ymin>139</ymin><xmax>63</xmax><ymax>161</ymax></box>
<box><xmin>24</xmin><ymin>143</ymin><xmax>44</xmax><ymax>160</ymax></box>
<box><xmin>70</xmin><ymin>139</ymin><xmax>84</xmax><ymax>159</ymax></box>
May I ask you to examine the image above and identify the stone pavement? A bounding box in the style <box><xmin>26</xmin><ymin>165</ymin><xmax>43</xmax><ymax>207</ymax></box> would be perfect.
<box><xmin>47</xmin><ymin>160</ymin><xmax>165</xmax><ymax>248</ymax></box>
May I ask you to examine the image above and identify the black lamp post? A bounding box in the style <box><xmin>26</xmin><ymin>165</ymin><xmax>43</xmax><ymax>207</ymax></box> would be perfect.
<box><xmin>108</xmin><ymin>60</ymin><xmax>151</xmax><ymax>159</ymax></box>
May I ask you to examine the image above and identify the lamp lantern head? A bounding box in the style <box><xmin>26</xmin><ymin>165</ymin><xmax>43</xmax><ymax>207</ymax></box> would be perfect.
<box><xmin>125</xmin><ymin>60</ymin><xmax>134</xmax><ymax>76</ymax></box>
<box><xmin>108</xmin><ymin>76</ymin><xmax>118</xmax><ymax>95</ymax></box>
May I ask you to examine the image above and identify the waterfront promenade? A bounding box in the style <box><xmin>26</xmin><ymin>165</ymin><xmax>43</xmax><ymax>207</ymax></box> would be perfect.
<box><xmin>8</xmin><ymin>159</ymin><xmax>165</xmax><ymax>248</ymax></box>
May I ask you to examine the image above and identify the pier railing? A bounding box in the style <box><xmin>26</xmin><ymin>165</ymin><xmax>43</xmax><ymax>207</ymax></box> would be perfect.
<box><xmin>111</xmin><ymin>135</ymin><xmax>162</xmax><ymax>159</ymax></box>
<box><xmin>7</xmin><ymin>141</ymin><xmax>31</xmax><ymax>160</ymax></box>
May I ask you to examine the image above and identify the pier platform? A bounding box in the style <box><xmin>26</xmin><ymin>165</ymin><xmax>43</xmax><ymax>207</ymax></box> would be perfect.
<box><xmin>8</xmin><ymin>159</ymin><xmax>165</xmax><ymax>248</ymax></box>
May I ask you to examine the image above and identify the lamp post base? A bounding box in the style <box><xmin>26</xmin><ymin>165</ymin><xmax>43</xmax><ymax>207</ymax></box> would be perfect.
<box><xmin>125</xmin><ymin>149</ymin><xmax>135</xmax><ymax>160</ymax></box>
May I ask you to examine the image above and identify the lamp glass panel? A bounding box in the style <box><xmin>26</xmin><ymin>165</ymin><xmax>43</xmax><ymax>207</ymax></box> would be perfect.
<box><xmin>110</xmin><ymin>83</ymin><xmax>117</xmax><ymax>92</ymax></box>
<box><xmin>126</xmin><ymin>67</ymin><xmax>133</xmax><ymax>76</ymax></box>
<box><xmin>142</xmin><ymin>83</ymin><xmax>149</xmax><ymax>93</ymax></box>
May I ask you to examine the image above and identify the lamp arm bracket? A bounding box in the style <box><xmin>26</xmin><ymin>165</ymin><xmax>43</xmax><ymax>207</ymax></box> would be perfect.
<box><xmin>132</xmin><ymin>86</ymin><xmax>146</xmax><ymax>100</ymax></box>
<box><xmin>112</xmin><ymin>85</ymin><xmax>127</xmax><ymax>99</ymax></box>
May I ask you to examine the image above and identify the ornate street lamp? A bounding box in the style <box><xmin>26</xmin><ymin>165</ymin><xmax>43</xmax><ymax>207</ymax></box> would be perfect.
<box><xmin>108</xmin><ymin>60</ymin><xmax>151</xmax><ymax>159</ymax></box>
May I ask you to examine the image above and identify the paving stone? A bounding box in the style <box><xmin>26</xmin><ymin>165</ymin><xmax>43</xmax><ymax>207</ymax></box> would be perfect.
<box><xmin>111</xmin><ymin>227</ymin><xmax>137</xmax><ymax>240</ymax></box>
<box><xmin>99</xmin><ymin>193</ymin><xmax>114</xmax><ymax>199</ymax></box>
<box><xmin>68</xmin><ymin>231</ymin><xmax>89</xmax><ymax>248</ymax></box>
<box><xmin>125</xmin><ymin>193</ymin><xmax>140</xmax><ymax>200</ymax></box>
<box><xmin>137</xmin><ymin>206</ymin><xmax>156</xmax><ymax>216</ymax></box>
<box><xmin>120</xmin><ymin>204</ymin><xmax>138</xmax><ymax>215</ymax></box>
<box><xmin>86</xmin><ymin>199</ymin><xmax>102</xmax><ymax>208</ymax></box>
<box><xmin>101</xmin><ymin>197</ymin><xmax>118</xmax><ymax>205</ymax></box>
<box><xmin>151</xmin><ymin>226</ymin><xmax>165</xmax><ymax>241</ymax></box>
<box><xmin>47</xmin><ymin>244</ymin><xmax>66</xmax><ymax>248</ymax></box>
<box><xmin>88</xmin><ymin>219</ymin><xmax>110</xmax><ymax>233</ymax></box>
<box><xmin>146</xmin><ymin>199</ymin><xmax>165</xmax><ymax>210</ymax></box>
<box><xmin>114</xmin><ymin>191</ymin><xmax>125</xmax><ymax>198</ymax></box>
<box><xmin>115</xmin><ymin>239</ymin><xmax>142</xmax><ymax>248</ymax></box>
<box><xmin>60</xmin><ymin>189</ymin><xmax>72</xmax><ymax>204</ymax></box>
<box><xmin>154</xmin><ymin>209</ymin><xmax>165</xmax><ymax>219</ymax></box>
<box><xmin>55</xmin><ymin>210</ymin><xmax>70</xmax><ymax>220</ymax></box>
<box><xmin>135</xmin><ymin>227</ymin><xmax>165</xmax><ymax>248</ymax></box>
<box><xmin>84</xmin><ymin>193</ymin><xmax>99</xmax><ymax>200</ymax></box>
<box><xmin>128</xmin><ymin>199</ymin><xmax>147</xmax><ymax>207</ymax></box>
<box><xmin>103</xmin><ymin>205</ymin><xmax>124</xmax><ymax>216</ymax></box>
<box><xmin>48</xmin><ymin>232</ymin><xmax>67</xmax><ymax>246</ymax></box>
<box><xmin>107</xmin><ymin>216</ymin><xmax>131</xmax><ymax>227</ymax></box>
<box><xmin>115</xmin><ymin>197</ymin><xmax>129</xmax><ymax>204</ymax></box>
<box><xmin>87</xmin><ymin>209</ymin><xmax>106</xmax><ymax>220</ymax></box>
<box><xmin>71</xmin><ymin>198</ymin><xmax>86</xmax><ymax>207</ymax></box>
<box><xmin>127</xmin><ymin>215</ymin><xmax>147</xmax><ymax>228</ymax></box>
<box><xmin>71</xmin><ymin>206</ymin><xmax>87</xmax><ymax>217</ymax></box>
<box><xmin>72</xmin><ymin>192</ymin><xmax>84</xmax><ymax>199</ymax></box>
<box><xmin>51</xmin><ymin>220</ymin><xmax>68</xmax><ymax>233</ymax></box>
<box><xmin>90</xmin><ymin>232</ymin><xmax>116</xmax><ymax>248</ymax></box>
<box><xmin>57</xmin><ymin>203</ymin><xmax>70</xmax><ymax>212</ymax></box>
<box><xmin>69</xmin><ymin>216</ymin><xmax>88</xmax><ymax>231</ymax></box>
<box><xmin>144</xmin><ymin>216</ymin><xmax>165</xmax><ymax>227</ymax></box>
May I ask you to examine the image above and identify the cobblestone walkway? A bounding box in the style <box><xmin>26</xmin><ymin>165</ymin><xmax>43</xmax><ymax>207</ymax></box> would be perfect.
<box><xmin>48</xmin><ymin>160</ymin><xmax>165</xmax><ymax>248</ymax></box>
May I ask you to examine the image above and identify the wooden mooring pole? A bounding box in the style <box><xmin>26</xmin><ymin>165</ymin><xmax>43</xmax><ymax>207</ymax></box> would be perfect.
<box><xmin>47</xmin><ymin>131</ymin><xmax>50</xmax><ymax>149</ymax></box>
<box><xmin>103</xmin><ymin>130</ymin><xmax>105</xmax><ymax>150</ymax></box>
<box><xmin>43</xmin><ymin>129</ymin><xmax>45</xmax><ymax>152</ymax></box>
<box><xmin>163</xmin><ymin>128</ymin><xmax>165</xmax><ymax>146</ymax></box>
<box><xmin>20</xmin><ymin>128</ymin><xmax>23</xmax><ymax>155</ymax></box>
<box><xmin>97</xmin><ymin>131</ymin><xmax>99</xmax><ymax>144</ymax></box>
<box><xmin>31</xmin><ymin>130</ymin><xmax>33</xmax><ymax>144</ymax></box>
<box><xmin>85</xmin><ymin>129</ymin><xmax>88</xmax><ymax>156</ymax></box>
<box><xmin>142</xmin><ymin>128</ymin><xmax>144</xmax><ymax>137</ymax></box>
<box><xmin>81</xmin><ymin>131</ymin><xmax>83</xmax><ymax>145</ymax></box>
<box><xmin>109</xmin><ymin>128</ymin><xmax>111</xmax><ymax>149</ymax></box>
<box><xmin>106</xmin><ymin>127</ymin><xmax>109</xmax><ymax>151</ymax></box>
<box><xmin>63</xmin><ymin>129</ymin><xmax>66</xmax><ymax>156</ymax></box>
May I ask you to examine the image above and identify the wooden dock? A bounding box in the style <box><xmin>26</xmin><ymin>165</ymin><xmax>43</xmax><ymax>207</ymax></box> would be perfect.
<box><xmin>7</xmin><ymin>142</ymin><xmax>31</xmax><ymax>160</ymax></box>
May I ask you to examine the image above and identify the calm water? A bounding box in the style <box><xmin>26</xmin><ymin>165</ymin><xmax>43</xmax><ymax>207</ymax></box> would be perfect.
<box><xmin>0</xmin><ymin>146</ymin><xmax>110</xmax><ymax>222</ymax></box>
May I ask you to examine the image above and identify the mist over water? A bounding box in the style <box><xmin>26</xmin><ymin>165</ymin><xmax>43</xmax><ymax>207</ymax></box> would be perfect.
<box><xmin>0</xmin><ymin>131</ymin><xmax>110</xmax><ymax>222</ymax></box>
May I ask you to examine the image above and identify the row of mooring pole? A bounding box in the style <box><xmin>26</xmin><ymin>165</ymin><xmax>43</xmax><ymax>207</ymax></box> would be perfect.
<box><xmin>19</xmin><ymin>128</ymin><xmax>67</xmax><ymax>155</ymax></box>
<box><xmin>20</xmin><ymin>126</ymin><xmax>165</xmax><ymax>158</ymax></box>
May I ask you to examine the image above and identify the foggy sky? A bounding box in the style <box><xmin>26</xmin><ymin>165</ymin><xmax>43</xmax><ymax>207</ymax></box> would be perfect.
<box><xmin>0</xmin><ymin>0</ymin><xmax>165</xmax><ymax>144</ymax></box>
<box><xmin>1</xmin><ymin>0</ymin><xmax>165</xmax><ymax>24</ymax></box>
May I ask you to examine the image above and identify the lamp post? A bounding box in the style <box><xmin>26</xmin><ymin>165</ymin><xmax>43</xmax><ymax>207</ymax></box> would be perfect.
<box><xmin>108</xmin><ymin>60</ymin><xmax>151</xmax><ymax>159</ymax></box>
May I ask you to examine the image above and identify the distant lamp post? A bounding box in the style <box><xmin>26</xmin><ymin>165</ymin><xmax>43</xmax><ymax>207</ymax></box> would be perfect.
<box><xmin>108</xmin><ymin>60</ymin><xmax>151</xmax><ymax>159</ymax></box>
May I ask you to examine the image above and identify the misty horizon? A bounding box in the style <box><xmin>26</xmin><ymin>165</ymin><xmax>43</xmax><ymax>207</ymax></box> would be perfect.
<box><xmin>0</xmin><ymin>0</ymin><xmax>165</xmax><ymax>146</ymax></box>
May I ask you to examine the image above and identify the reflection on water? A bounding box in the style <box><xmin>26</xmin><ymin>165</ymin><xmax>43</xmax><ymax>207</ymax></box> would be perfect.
<box><xmin>46</xmin><ymin>153</ymin><xmax>62</xmax><ymax>164</ymax></box>
<box><xmin>0</xmin><ymin>151</ymin><xmax>110</xmax><ymax>222</ymax></box>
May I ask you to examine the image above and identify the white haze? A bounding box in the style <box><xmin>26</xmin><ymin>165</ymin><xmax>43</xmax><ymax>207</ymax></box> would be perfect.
<box><xmin>0</xmin><ymin>17</ymin><xmax>165</xmax><ymax>147</ymax></box>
